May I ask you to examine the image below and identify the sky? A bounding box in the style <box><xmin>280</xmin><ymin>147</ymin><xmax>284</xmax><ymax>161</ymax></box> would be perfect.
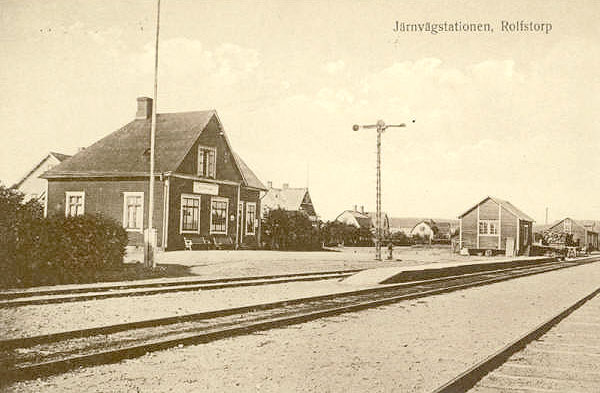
<box><xmin>1</xmin><ymin>0</ymin><xmax>599</xmax><ymax>222</ymax></box>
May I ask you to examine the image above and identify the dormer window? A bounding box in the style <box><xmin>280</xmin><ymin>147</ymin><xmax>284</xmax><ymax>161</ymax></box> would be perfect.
<box><xmin>197</xmin><ymin>145</ymin><xmax>216</xmax><ymax>178</ymax></box>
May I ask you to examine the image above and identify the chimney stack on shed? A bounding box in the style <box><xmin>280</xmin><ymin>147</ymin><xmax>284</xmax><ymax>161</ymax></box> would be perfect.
<box><xmin>136</xmin><ymin>97</ymin><xmax>153</xmax><ymax>120</ymax></box>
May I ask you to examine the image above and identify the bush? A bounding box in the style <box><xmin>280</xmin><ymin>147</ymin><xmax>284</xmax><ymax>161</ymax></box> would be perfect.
<box><xmin>262</xmin><ymin>209</ymin><xmax>321</xmax><ymax>251</ymax></box>
<box><xmin>320</xmin><ymin>221</ymin><xmax>374</xmax><ymax>247</ymax></box>
<box><xmin>390</xmin><ymin>231</ymin><xmax>413</xmax><ymax>246</ymax></box>
<box><xmin>10</xmin><ymin>214</ymin><xmax>128</xmax><ymax>287</ymax></box>
<box><xmin>0</xmin><ymin>185</ymin><xmax>128</xmax><ymax>288</ymax></box>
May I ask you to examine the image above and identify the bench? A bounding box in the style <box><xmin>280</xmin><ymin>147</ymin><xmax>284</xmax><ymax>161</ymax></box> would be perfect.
<box><xmin>213</xmin><ymin>235</ymin><xmax>235</xmax><ymax>250</ymax></box>
<box><xmin>183</xmin><ymin>236</ymin><xmax>213</xmax><ymax>251</ymax></box>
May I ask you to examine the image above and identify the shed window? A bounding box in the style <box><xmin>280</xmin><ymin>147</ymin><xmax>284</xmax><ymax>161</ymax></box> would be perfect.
<box><xmin>211</xmin><ymin>197</ymin><xmax>228</xmax><ymax>234</ymax></box>
<box><xmin>65</xmin><ymin>192</ymin><xmax>85</xmax><ymax>217</ymax></box>
<box><xmin>479</xmin><ymin>220</ymin><xmax>498</xmax><ymax>235</ymax></box>
<box><xmin>123</xmin><ymin>192</ymin><xmax>144</xmax><ymax>232</ymax></box>
<box><xmin>181</xmin><ymin>195</ymin><xmax>201</xmax><ymax>233</ymax></box>
<box><xmin>197</xmin><ymin>145</ymin><xmax>216</xmax><ymax>178</ymax></box>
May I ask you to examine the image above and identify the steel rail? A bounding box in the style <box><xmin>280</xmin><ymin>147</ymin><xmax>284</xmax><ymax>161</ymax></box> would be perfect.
<box><xmin>0</xmin><ymin>259</ymin><xmax>575</xmax><ymax>351</ymax></box>
<box><xmin>0</xmin><ymin>269</ymin><xmax>364</xmax><ymax>300</ymax></box>
<box><xmin>2</xmin><ymin>258</ymin><xmax>597</xmax><ymax>384</ymax></box>
<box><xmin>0</xmin><ymin>270</ymin><xmax>361</xmax><ymax>308</ymax></box>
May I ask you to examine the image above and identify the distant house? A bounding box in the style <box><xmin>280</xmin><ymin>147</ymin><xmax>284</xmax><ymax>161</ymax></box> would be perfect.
<box><xmin>335</xmin><ymin>206</ymin><xmax>390</xmax><ymax>236</ymax></box>
<box><xmin>389</xmin><ymin>217</ymin><xmax>423</xmax><ymax>235</ymax></box>
<box><xmin>410</xmin><ymin>219</ymin><xmax>453</xmax><ymax>240</ymax></box>
<box><xmin>390</xmin><ymin>217</ymin><xmax>457</xmax><ymax>238</ymax></box>
<box><xmin>544</xmin><ymin>218</ymin><xmax>598</xmax><ymax>250</ymax></box>
<box><xmin>411</xmin><ymin>220</ymin><xmax>436</xmax><ymax>238</ymax></box>
<box><xmin>458</xmin><ymin>196</ymin><xmax>534</xmax><ymax>256</ymax></box>
<box><xmin>261</xmin><ymin>182</ymin><xmax>317</xmax><ymax>221</ymax></box>
<box><xmin>42</xmin><ymin>97</ymin><xmax>266</xmax><ymax>250</ymax></box>
<box><xmin>14</xmin><ymin>152</ymin><xmax>71</xmax><ymax>204</ymax></box>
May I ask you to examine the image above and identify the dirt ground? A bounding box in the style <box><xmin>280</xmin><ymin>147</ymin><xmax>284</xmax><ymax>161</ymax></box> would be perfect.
<box><xmin>0</xmin><ymin>280</ymin><xmax>372</xmax><ymax>339</ymax></box>
<box><xmin>6</xmin><ymin>261</ymin><xmax>600</xmax><ymax>393</ymax></box>
<box><xmin>128</xmin><ymin>245</ymin><xmax>511</xmax><ymax>278</ymax></box>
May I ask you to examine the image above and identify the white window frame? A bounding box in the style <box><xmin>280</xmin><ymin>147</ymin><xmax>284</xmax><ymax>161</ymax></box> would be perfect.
<box><xmin>478</xmin><ymin>219</ymin><xmax>499</xmax><ymax>236</ymax></box>
<box><xmin>65</xmin><ymin>191</ymin><xmax>85</xmax><ymax>217</ymax></box>
<box><xmin>210</xmin><ymin>196</ymin><xmax>229</xmax><ymax>235</ymax></box>
<box><xmin>180</xmin><ymin>194</ymin><xmax>201</xmax><ymax>234</ymax></box>
<box><xmin>238</xmin><ymin>201</ymin><xmax>244</xmax><ymax>235</ymax></box>
<box><xmin>122</xmin><ymin>192</ymin><xmax>144</xmax><ymax>233</ymax></box>
<box><xmin>246</xmin><ymin>202</ymin><xmax>257</xmax><ymax>235</ymax></box>
<box><xmin>197</xmin><ymin>145</ymin><xmax>217</xmax><ymax>179</ymax></box>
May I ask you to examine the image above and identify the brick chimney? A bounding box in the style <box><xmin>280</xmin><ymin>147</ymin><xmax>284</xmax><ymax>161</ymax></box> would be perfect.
<box><xmin>283</xmin><ymin>183</ymin><xmax>289</xmax><ymax>189</ymax></box>
<box><xmin>361</xmin><ymin>205</ymin><xmax>364</xmax><ymax>214</ymax></box>
<box><xmin>353</xmin><ymin>204</ymin><xmax>357</xmax><ymax>211</ymax></box>
<box><xmin>136</xmin><ymin>97</ymin><xmax>153</xmax><ymax>120</ymax></box>
<box><xmin>267</xmin><ymin>181</ymin><xmax>273</xmax><ymax>189</ymax></box>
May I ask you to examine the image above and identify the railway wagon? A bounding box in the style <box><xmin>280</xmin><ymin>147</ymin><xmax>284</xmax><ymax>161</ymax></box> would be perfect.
<box><xmin>458</xmin><ymin>196</ymin><xmax>533</xmax><ymax>256</ymax></box>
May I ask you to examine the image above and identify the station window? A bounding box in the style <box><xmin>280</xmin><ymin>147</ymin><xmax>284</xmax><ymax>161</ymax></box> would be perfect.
<box><xmin>123</xmin><ymin>192</ymin><xmax>144</xmax><ymax>232</ymax></box>
<box><xmin>65</xmin><ymin>191</ymin><xmax>85</xmax><ymax>217</ymax></box>
<box><xmin>197</xmin><ymin>145</ymin><xmax>216</xmax><ymax>178</ymax></box>
<box><xmin>211</xmin><ymin>197</ymin><xmax>228</xmax><ymax>234</ymax></box>
<box><xmin>181</xmin><ymin>195</ymin><xmax>201</xmax><ymax>233</ymax></box>
<box><xmin>246</xmin><ymin>202</ymin><xmax>256</xmax><ymax>235</ymax></box>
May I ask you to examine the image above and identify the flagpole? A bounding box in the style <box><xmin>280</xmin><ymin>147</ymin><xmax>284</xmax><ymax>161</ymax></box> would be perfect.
<box><xmin>145</xmin><ymin>0</ymin><xmax>161</xmax><ymax>268</ymax></box>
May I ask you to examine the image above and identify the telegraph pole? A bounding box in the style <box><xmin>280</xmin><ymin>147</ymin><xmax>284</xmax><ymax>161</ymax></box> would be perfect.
<box><xmin>145</xmin><ymin>0</ymin><xmax>161</xmax><ymax>268</ymax></box>
<box><xmin>353</xmin><ymin>120</ymin><xmax>409</xmax><ymax>261</ymax></box>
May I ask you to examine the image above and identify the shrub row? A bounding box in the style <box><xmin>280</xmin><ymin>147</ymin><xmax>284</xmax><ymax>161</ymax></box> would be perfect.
<box><xmin>1</xmin><ymin>185</ymin><xmax>128</xmax><ymax>288</ymax></box>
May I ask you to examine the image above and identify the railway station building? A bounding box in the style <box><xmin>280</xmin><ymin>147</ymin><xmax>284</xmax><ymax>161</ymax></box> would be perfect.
<box><xmin>458</xmin><ymin>196</ymin><xmax>534</xmax><ymax>256</ymax></box>
<box><xmin>42</xmin><ymin>97</ymin><xmax>266</xmax><ymax>251</ymax></box>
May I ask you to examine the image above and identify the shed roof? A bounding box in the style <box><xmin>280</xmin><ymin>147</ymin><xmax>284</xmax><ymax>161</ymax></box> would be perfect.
<box><xmin>548</xmin><ymin>217</ymin><xmax>599</xmax><ymax>234</ymax></box>
<box><xmin>458</xmin><ymin>196</ymin><xmax>534</xmax><ymax>222</ymax></box>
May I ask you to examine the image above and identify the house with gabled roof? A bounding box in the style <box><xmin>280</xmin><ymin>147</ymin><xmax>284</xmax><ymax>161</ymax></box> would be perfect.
<box><xmin>14</xmin><ymin>152</ymin><xmax>72</xmax><ymax>204</ymax></box>
<box><xmin>335</xmin><ymin>206</ymin><xmax>390</xmax><ymax>237</ymax></box>
<box><xmin>458</xmin><ymin>196</ymin><xmax>534</xmax><ymax>256</ymax></box>
<box><xmin>544</xmin><ymin>217</ymin><xmax>598</xmax><ymax>250</ymax></box>
<box><xmin>261</xmin><ymin>182</ymin><xmax>317</xmax><ymax>221</ymax></box>
<box><xmin>410</xmin><ymin>219</ymin><xmax>453</xmax><ymax>241</ymax></box>
<box><xmin>42</xmin><ymin>97</ymin><xmax>266</xmax><ymax>250</ymax></box>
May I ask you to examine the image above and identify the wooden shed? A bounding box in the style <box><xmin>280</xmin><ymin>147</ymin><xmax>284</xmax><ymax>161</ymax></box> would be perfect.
<box><xmin>546</xmin><ymin>218</ymin><xmax>599</xmax><ymax>251</ymax></box>
<box><xmin>458</xmin><ymin>196</ymin><xmax>534</xmax><ymax>256</ymax></box>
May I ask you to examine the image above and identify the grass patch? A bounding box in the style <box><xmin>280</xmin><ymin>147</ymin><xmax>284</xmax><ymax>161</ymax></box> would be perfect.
<box><xmin>1</xmin><ymin>263</ymin><xmax>196</xmax><ymax>289</ymax></box>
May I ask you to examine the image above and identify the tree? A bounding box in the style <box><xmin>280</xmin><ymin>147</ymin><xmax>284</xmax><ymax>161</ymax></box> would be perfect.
<box><xmin>390</xmin><ymin>231</ymin><xmax>412</xmax><ymax>246</ymax></box>
<box><xmin>0</xmin><ymin>184</ymin><xmax>44</xmax><ymax>285</ymax></box>
<box><xmin>262</xmin><ymin>208</ymin><xmax>320</xmax><ymax>250</ymax></box>
<box><xmin>321</xmin><ymin>221</ymin><xmax>358</xmax><ymax>246</ymax></box>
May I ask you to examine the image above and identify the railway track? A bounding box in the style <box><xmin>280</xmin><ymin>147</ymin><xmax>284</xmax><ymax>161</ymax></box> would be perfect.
<box><xmin>432</xmin><ymin>284</ymin><xmax>600</xmax><ymax>393</ymax></box>
<box><xmin>0</xmin><ymin>269</ymin><xmax>362</xmax><ymax>308</ymax></box>
<box><xmin>1</xmin><ymin>257</ymin><xmax>596</xmax><ymax>384</ymax></box>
